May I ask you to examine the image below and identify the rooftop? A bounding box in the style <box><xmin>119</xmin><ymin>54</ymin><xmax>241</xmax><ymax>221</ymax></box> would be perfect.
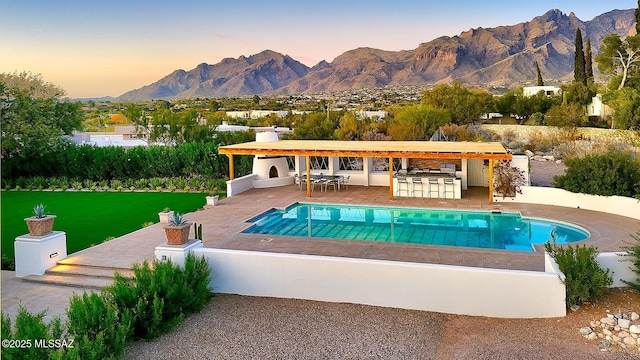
<box><xmin>219</xmin><ymin>140</ymin><xmax>511</xmax><ymax>160</ymax></box>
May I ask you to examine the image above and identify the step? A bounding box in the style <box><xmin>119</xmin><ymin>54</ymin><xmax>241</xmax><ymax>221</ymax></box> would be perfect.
<box><xmin>46</xmin><ymin>264</ymin><xmax>134</xmax><ymax>279</ymax></box>
<box><xmin>21</xmin><ymin>263</ymin><xmax>134</xmax><ymax>290</ymax></box>
<box><xmin>22</xmin><ymin>273</ymin><xmax>114</xmax><ymax>290</ymax></box>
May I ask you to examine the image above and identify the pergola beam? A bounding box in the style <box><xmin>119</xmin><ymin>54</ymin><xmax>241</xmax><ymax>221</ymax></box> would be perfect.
<box><xmin>219</xmin><ymin>148</ymin><xmax>510</xmax><ymax>161</ymax></box>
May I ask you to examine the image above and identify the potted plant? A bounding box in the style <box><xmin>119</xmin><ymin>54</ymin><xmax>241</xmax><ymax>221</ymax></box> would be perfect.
<box><xmin>163</xmin><ymin>212</ymin><xmax>191</xmax><ymax>245</ymax></box>
<box><xmin>205</xmin><ymin>192</ymin><xmax>219</xmax><ymax>206</ymax></box>
<box><xmin>24</xmin><ymin>204</ymin><xmax>56</xmax><ymax>236</ymax></box>
<box><xmin>158</xmin><ymin>207</ymin><xmax>174</xmax><ymax>223</ymax></box>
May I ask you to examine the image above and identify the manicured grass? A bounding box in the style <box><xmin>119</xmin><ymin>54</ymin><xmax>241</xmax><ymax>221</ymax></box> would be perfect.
<box><xmin>1</xmin><ymin>191</ymin><xmax>209</xmax><ymax>261</ymax></box>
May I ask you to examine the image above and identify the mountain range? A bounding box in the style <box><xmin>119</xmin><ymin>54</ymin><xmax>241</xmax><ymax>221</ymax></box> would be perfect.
<box><xmin>118</xmin><ymin>8</ymin><xmax>636</xmax><ymax>100</ymax></box>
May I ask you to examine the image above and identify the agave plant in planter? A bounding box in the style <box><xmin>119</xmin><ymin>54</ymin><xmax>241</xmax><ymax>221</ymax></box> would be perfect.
<box><xmin>25</xmin><ymin>204</ymin><xmax>56</xmax><ymax>236</ymax></box>
<box><xmin>163</xmin><ymin>212</ymin><xmax>191</xmax><ymax>245</ymax></box>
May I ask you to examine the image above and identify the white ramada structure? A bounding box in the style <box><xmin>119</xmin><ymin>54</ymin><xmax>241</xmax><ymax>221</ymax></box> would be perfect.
<box><xmin>218</xmin><ymin>131</ymin><xmax>527</xmax><ymax>203</ymax></box>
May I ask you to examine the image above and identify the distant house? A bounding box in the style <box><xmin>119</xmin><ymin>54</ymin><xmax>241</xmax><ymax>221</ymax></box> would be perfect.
<box><xmin>522</xmin><ymin>86</ymin><xmax>561</xmax><ymax>97</ymax></box>
<box><xmin>216</xmin><ymin>121</ymin><xmax>291</xmax><ymax>137</ymax></box>
<box><xmin>226</xmin><ymin>110</ymin><xmax>289</xmax><ymax>119</ymax></box>
<box><xmin>72</xmin><ymin>126</ymin><xmax>149</xmax><ymax>148</ymax></box>
<box><xmin>357</xmin><ymin>110</ymin><xmax>388</xmax><ymax>120</ymax></box>
<box><xmin>587</xmin><ymin>94</ymin><xmax>613</xmax><ymax>118</ymax></box>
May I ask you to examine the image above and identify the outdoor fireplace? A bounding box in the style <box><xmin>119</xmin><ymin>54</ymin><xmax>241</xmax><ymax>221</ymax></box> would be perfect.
<box><xmin>250</xmin><ymin>131</ymin><xmax>294</xmax><ymax>188</ymax></box>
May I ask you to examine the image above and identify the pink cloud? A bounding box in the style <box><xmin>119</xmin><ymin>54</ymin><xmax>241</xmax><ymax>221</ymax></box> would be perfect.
<box><xmin>214</xmin><ymin>33</ymin><xmax>249</xmax><ymax>46</ymax></box>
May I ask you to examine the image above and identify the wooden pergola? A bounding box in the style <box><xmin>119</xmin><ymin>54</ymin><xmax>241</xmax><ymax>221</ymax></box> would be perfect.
<box><xmin>218</xmin><ymin>140</ymin><xmax>512</xmax><ymax>203</ymax></box>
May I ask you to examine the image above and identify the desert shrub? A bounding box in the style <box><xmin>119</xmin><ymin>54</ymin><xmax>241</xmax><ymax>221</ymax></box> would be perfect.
<box><xmin>1</xmin><ymin>305</ymin><xmax>65</xmax><ymax>360</ymax></box>
<box><xmin>619</xmin><ymin>230</ymin><xmax>640</xmax><ymax>291</ymax></box>
<box><xmin>545</xmin><ymin>235</ymin><xmax>613</xmax><ymax>306</ymax></box>
<box><xmin>109</xmin><ymin>179</ymin><xmax>122</xmax><ymax>190</ymax></box>
<box><xmin>2</xmin><ymin>254</ymin><xmax>15</xmax><ymax>270</ymax></box>
<box><xmin>106</xmin><ymin>253</ymin><xmax>211</xmax><ymax>340</ymax></box>
<box><xmin>64</xmin><ymin>291</ymin><xmax>131</xmax><ymax>360</ymax></box>
<box><xmin>15</xmin><ymin>177</ymin><xmax>27</xmax><ymax>189</ymax></box>
<box><xmin>526</xmin><ymin>128</ymin><xmax>564</xmax><ymax>152</ymax></box>
<box><xmin>499</xmin><ymin>128</ymin><xmax>523</xmax><ymax>150</ymax></box>
<box><xmin>149</xmin><ymin>177</ymin><xmax>165</xmax><ymax>190</ymax></box>
<box><xmin>134</xmin><ymin>178</ymin><xmax>149</xmax><ymax>190</ymax></box>
<box><xmin>553</xmin><ymin>151</ymin><xmax>640</xmax><ymax>197</ymax></box>
<box><xmin>466</xmin><ymin>124</ymin><xmax>498</xmax><ymax>142</ymax></box>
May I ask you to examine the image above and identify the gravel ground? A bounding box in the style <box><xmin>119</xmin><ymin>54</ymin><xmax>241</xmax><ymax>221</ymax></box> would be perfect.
<box><xmin>529</xmin><ymin>160</ymin><xmax>567</xmax><ymax>187</ymax></box>
<box><xmin>122</xmin><ymin>289</ymin><xmax>640</xmax><ymax>360</ymax></box>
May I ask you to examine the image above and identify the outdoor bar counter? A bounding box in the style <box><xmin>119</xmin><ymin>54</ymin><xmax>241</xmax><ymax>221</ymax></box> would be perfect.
<box><xmin>392</xmin><ymin>172</ymin><xmax>462</xmax><ymax>199</ymax></box>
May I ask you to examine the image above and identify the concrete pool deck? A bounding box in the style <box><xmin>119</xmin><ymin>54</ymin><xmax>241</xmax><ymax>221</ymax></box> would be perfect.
<box><xmin>2</xmin><ymin>185</ymin><xmax>638</xmax><ymax>320</ymax></box>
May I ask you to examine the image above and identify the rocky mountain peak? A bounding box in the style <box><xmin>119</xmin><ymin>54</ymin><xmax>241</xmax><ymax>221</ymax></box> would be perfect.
<box><xmin>118</xmin><ymin>8</ymin><xmax>635</xmax><ymax>100</ymax></box>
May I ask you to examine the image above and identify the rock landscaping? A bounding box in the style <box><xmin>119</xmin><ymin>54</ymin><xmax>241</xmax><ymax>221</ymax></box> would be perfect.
<box><xmin>581</xmin><ymin>310</ymin><xmax>640</xmax><ymax>353</ymax></box>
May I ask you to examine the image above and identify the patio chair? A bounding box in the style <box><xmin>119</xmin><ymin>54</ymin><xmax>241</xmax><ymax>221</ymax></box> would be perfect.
<box><xmin>341</xmin><ymin>175</ymin><xmax>350</xmax><ymax>189</ymax></box>
<box><xmin>294</xmin><ymin>174</ymin><xmax>304</xmax><ymax>191</ymax></box>
<box><xmin>397</xmin><ymin>177</ymin><xmax>410</xmax><ymax>196</ymax></box>
<box><xmin>324</xmin><ymin>177</ymin><xmax>339</xmax><ymax>192</ymax></box>
<box><xmin>312</xmin><ymin>177</ymin><xmax>324</xmax><ymax>192</ymax></box>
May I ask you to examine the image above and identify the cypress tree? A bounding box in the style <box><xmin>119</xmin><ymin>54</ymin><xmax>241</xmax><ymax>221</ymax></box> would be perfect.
<box><xmin>585</xmin><ymin>37</ymin><xmax>593</xmax><ymax>80</ymax></box>
<box><xmin>635</xmin><ymin>0</ymin><xmax>640</xmax><ymax>33</ymax></box>
<box><xmin>535</xmin><ymin>61</ymin><xmax>544</xmax><ymax>86</ymax></box>
<box><xmin>574</xmin><ymin>28</ymin><xmax>587</xmax><ymax>84</ymax></box>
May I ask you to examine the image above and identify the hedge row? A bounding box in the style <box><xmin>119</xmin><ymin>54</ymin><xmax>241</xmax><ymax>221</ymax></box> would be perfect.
<box><xmin>2</xmin><ymin>176</ymin><xmax>228</xmax><ymax>193</ymax></box>
<box><xmin>1</xmin><ymin>131</ymin><xmax>254</xmax><ymax>181</ymax></box>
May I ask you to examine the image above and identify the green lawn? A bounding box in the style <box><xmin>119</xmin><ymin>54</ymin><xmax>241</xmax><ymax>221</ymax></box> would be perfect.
<box><xmin>1</xmin><ymin>191</ymin><xmax>210</xmax><ymax>261</ymax></box>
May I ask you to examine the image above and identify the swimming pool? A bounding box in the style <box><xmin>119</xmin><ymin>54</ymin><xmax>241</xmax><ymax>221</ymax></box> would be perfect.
<box><xmin>242</xmin><ymin>203</ymin><xmax>589</xmax><ymax>252</ymax></box>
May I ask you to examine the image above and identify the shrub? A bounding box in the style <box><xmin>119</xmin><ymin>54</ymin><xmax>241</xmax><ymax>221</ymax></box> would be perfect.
<box><xmin>1</xmin><ymin>305</ymin><xmax>65</xmax><ymax>360</ymax></box>
<box><xmin>619</xmin><ymin>230</ymin><xmax>640</xmax><ymax>291</ymax></box>
<box><xmin>134</xmin><ymin>178</ymin><xmax>149</xmax><ymax>190</ymax></box>
<box><xmin>64</xmin><ymin>292</ymin><xmax>131</xmax><ymax>360</ymax></box>
<box><xmin>554</xmin><ymin>151</ymin><xmax>640</xmax><ymax>197</ymax></box>
<box><xmin>2</xmin><ymin>254</ymin><xmax>15</xmax><ymax>270</ymax></box>
<box><xmin>109</xmin><ymin>179</ymin><xmax>122</xmax><ymax>190</ymax></box>
<box><xmin>545</xmin><ymin>234</ymin><xmax>613</xmax><ymax>306</ymax></box>
<box><xmin>106</xmin><ymin>253</ymin><xmax>211</xmax><ymax>340</ymax></box>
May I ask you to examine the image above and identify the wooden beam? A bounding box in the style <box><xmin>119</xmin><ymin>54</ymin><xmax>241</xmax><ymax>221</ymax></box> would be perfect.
<box><xmin>306</xmin><ymin>155</ymin><xmax>311</xmax><ymax>197</ymax></box>
<box><xmin>488</xmin><ymin>159</ymin><xmax>494</xmax><ymax>204</ymax></box>
<box><xmin>219</xmin><ymin>148</ymin><xmax>511</xmax><ymax>161</ymax></box>
<box><xmin>228</xmin><ymin>155</ymin><xmax>234</xmax><ymax>180</ymax></box>
<box><xmin>389</xmin><ymin>156</ymin><xmax>394</xmax><ymax>200</ymax></box>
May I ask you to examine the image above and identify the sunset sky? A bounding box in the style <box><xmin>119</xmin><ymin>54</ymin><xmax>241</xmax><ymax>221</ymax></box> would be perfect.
<box><xmin>1</xmin><ymin>0</ymin><xmax>636</xmax><ymax>98</ymax></box>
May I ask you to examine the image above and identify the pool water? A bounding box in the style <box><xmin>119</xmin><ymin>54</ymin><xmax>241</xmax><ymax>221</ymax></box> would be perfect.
<box><xmin>242</xmin><ymin>203</ymin><xmax>589</xmax><ymax>252</ymax></box>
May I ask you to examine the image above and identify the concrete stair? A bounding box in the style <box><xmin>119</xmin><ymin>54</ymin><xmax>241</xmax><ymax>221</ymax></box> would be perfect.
<box><xmin>22</xmin><ymin>263</ymin><xmax>134</xmax><ymax>290</ymax></box>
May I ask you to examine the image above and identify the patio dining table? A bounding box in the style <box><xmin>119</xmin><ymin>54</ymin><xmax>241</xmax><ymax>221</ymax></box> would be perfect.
<box><xmin>301</xmin><ymin>174</ymin><xmax>344</xmax><ymax>192</ymax></box>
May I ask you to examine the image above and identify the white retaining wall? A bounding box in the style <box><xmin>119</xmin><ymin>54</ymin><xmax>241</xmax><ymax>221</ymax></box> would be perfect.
<box><xmin>193</xmin><ymin>248</ymin><xmax>567</xmax><ymax>318</ymax></box>
<box><xmin>494</xmin><ymin>186</ymin><xmax>640</xmax><ymax>220</ymax></box>
<box><xmin>598</xmin><ymin>252</ymin><xmax>637</xmax><ymax>287</ymax></box>
<box><xmin>226</xmin><ymin>174</ymin><xmax>257</xmax><ymax>196</ymax></box>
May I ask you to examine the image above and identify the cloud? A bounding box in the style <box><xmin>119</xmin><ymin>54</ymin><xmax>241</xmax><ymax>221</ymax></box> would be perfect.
<box><xmin>214</xmin><ymin>33</ymin><xmax>249</xmax><ymax>46</ymax></box>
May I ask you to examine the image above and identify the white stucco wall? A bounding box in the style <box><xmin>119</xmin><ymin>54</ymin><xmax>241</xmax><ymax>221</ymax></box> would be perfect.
<box><xmin>195</xmin><ymin>248</ymin><xmax>567</xmax><ymax>318</ymax></box>
<box><xmin>494</xmin><ymin>186</ymin><xmax>640</xmax><ymax>220</ymax></box>
<box><xmin>226</xmin><ymin>174</ymin><xmax>257</xmax><ymax>196</ymax></box>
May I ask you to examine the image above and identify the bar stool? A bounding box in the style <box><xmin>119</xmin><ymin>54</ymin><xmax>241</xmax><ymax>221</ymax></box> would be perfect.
<box><xmin>411</xmin><ymin>177</ymin><xmax>423</xmax><ymax>197</ymax></box>
<box><xmin>427</xmin><ymin>178</ymin><xmax>439</xmax><ymax>198</ymax></box>
<box><xmin>397</xmin><ymin>177</ymin><xmax>410</xmax><ymax>196</ymax></box>
<box><xmin>443</xmin><ymin>178</ymin><xmax>455</xmax><ymax>199</ymax></box>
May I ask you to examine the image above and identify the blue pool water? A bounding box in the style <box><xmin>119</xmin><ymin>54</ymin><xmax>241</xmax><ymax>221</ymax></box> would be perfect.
<box><xmin>242</xmin><ymin>203</ymin><xmax>589</xmax><ymax>252</ymax></box>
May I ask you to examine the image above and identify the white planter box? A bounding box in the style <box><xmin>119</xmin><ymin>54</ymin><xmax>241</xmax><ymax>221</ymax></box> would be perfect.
<box><xmin>206</xmin><ymin>195</ymin><xmax>219</xmax><ymax>206</ymax></box>
<box><xmin>158</xmin><ymin>211</ymin><xmax>174</xmax><ymax>223</ymax></box>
